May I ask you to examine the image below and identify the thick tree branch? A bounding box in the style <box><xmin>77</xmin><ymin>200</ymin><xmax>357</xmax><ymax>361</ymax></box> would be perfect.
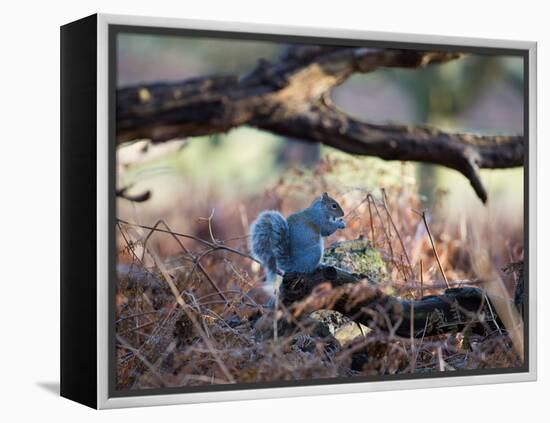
<box><xmin>116</xmin><ymin>47</ymin><xmax>524</xmax><ymax>202</ymax></box>
<box><xmin>255</xmin><ymin>100</ymin><xmax>523</xmax><ymax>202</ymax></box>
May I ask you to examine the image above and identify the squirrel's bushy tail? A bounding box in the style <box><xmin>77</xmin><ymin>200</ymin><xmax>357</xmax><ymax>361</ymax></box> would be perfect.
<box><xmin>249</xmin><ymin>210</ymin><xmax>290</xmax><ymax>283</ymax></box>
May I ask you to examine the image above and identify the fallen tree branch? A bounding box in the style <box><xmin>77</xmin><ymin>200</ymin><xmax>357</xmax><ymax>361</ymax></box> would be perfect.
<box><xmin>116</xmin><ymin>185</ymin><xmax>151</xmax><ymax>203</ymax></box>
<box><xmin>256</xmin><ymin>100</ymin><xmax>523</xmax><ymax>202</ymax></box>
<box><xmin>116</xmin><ymin>46</ymin><xmax>523</xmax><ymax>202</ymax></box>
<box><xmin>282</xmin><ymin>266</ymin><xmax>500</xmax><ymax>338</ymax></box>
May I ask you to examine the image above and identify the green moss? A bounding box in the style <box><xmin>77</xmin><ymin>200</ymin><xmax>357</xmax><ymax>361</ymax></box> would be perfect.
<box><xmin>323</xmin><ymin>237</ymin><xmax>386</xmax><ymax>284</ymax></box>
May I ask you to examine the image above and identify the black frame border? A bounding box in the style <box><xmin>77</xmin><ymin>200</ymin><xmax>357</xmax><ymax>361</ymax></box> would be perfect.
<box><xmin>60</xmin><ymin>14</ymin><xmax>98</xmax><ymax>409</ymax></box>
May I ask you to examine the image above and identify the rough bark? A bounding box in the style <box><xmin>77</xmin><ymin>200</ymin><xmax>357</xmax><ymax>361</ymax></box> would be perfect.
<box><xmin>281</xmin><ymin>266</ymin><xmax>501</xmax><ymax>338</ymax></box>
<box><xmin>116</xmin><ymin>46</ymin><xmax>524</xmax><ymax>203</ymax></box>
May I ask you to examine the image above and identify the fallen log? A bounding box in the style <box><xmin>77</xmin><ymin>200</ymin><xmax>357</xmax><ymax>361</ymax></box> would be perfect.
<box><xmin>281</xmin><ymin>265</ymin><xmax>500</xmax><ymax>338</ymax></box>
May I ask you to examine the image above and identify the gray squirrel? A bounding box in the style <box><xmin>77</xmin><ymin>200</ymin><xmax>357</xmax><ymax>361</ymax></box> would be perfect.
<box><xmin>250</xmin><ymin>192</ymin><xmax>346</xmax><ymax>283</ymax></box>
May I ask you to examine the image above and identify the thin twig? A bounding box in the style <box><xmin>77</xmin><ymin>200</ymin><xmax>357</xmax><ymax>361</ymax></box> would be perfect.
<box><xmin>380</xmin><ymin>193</ymin><xmax>414</xmax><ymax>280</ymax></box>
<box><xmin>416</xmin><ymin>210</ymin><xmax>450</xmax><ymax>288</ymax></box>
<box><xmin>413</xmin><ymin>312</ymin><xmax>430</xmax><ymax>366</ymax></box>
<box><xmin>198</xmin><ymin>208</ymin><xmax>218</xmax><ymax>244</ymax></box>
<box><xmin>419</xmin><ymin>260</ymin><xmax>424</xmax><ymax>298</ymax></box>
<box><xmin>367</xmin><ymin>194</ymin><xmax>376</xmax><ymax>247</ymax></box>
<box><xmin>381</xmin><ymin>188</ymin><xmax>393</xmax><ymax>237</ymax></box>
<box><xmin>410</xmin><ymin>301</ymin><xmax>415</xmax><ymax>373</ymax></box>
<box><xmin>117</xmin><ymin>218</ymin><xmax>258</xmax><ymax>263</ymax></box>
<box><xmin>367</xmin><ymin>194</ymin><xmax>409</xmax><ymax>281</ymax></box>
<box><xmin>116</xmin><ymin>310</ymin><xmax>160</xmax><ymax>323</ymax></box>
<box><xmin>148</xmin><ymin>246</ymin><xmax>236</xmax><ymax>383</ymax></box>
<box><xmin>118</xmin><ymin>320</ymin><xmax>156</xmax><ymax>336</ymax></box>
<box><xmin>116</xmin><ymin>335</ymin><xmax>167</xmax><ymax>387</ymax></box>
<box><xmin>140</xmin><ymin>219</ymin><xmax>228</xmax><ymax>302</ymax></box>
<box><xmin>483</xmin><ymin>292</ymin><xmax>503</xmax><ymax>336</ymax></box>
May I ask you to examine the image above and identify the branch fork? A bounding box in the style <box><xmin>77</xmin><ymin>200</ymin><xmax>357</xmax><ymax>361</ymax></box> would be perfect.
<box><xmin>117</xmin><ymin>47</ymin><xmax>523</xmax><ymax>202</ymax></box>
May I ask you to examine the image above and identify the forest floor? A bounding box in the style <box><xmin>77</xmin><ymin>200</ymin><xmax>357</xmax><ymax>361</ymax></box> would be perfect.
<box><xmin>114</xmin><ymin>157</ymin><xmax>524</xmax><ymax>391</ymax></box>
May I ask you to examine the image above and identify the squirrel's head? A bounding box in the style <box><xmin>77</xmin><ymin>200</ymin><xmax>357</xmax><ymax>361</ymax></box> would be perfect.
<box><xmin>317</xmin><ymin>192</ymin><xmax>344</xmax><ymax>218</ymax></box>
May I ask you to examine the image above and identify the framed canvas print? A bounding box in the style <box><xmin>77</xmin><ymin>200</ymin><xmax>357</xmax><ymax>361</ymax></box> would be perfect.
<box><xmin>60</xmin><ymin>13</ymin><xmax>537</xmax><ymax>409</ymax></box>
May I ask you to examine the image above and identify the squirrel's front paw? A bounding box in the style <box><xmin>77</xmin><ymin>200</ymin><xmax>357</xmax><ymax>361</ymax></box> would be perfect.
<box><xmin>337</xmin><ymin>219</ymin><xmax>346</xmax><ymax>229</ymax></box>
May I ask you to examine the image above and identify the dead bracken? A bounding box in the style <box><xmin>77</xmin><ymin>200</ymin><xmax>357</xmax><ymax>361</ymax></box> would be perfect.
<box><xmin>115</xmin><ymin>161</ymin><xmax>524</xmax><ymax>390</ymax></box>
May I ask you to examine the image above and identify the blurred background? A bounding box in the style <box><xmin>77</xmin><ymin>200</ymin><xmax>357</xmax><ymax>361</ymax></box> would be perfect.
<box><xmin>116</xmin><ymin>32</ymin><xmax>524</xmax><ymax>288</ymax></box>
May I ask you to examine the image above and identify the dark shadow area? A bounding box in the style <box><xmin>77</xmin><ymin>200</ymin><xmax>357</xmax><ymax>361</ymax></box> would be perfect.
<box><xmin>36</xmin><ymin>381</ymin><xmax>60</xmax><ymax>396</ymax></box>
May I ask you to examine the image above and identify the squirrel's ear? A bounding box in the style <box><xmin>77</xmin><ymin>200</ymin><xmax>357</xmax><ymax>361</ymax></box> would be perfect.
<box><xmin>322</xmin><ymin>192</ymin><xmax>329</xmax><ymax>200</ymax></box>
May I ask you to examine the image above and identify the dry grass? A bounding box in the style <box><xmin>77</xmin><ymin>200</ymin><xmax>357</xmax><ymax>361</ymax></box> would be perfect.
<box><xmin>115</xmin><ymin>156</ymin><xmax>524</xmax><ymax>391</ymax></box>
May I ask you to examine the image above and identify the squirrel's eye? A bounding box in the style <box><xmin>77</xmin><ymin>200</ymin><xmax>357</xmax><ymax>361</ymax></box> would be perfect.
<box><xmin>331</xmin><ymin>204</ymin><xmax>337</xmax><ymax>209</ymax></box>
